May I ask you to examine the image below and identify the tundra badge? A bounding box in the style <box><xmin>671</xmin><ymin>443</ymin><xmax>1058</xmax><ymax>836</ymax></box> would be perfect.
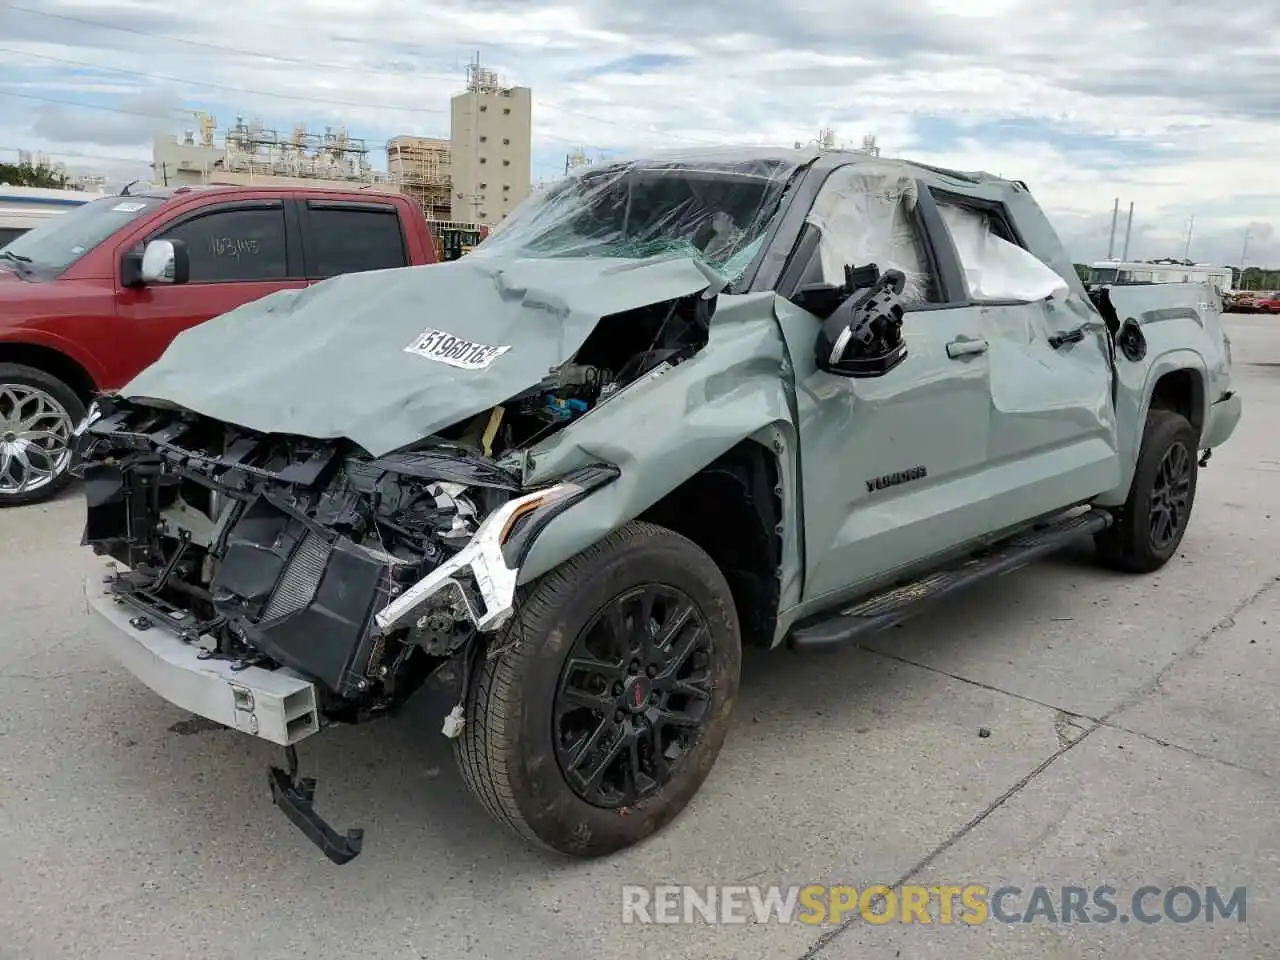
<box><xmin>866</xmin><ymin>466</ymin><xmax>927</xmax><ymax>493</ymax></box>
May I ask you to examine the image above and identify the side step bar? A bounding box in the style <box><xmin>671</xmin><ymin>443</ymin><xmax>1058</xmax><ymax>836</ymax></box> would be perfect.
<box><xmin>787</xmin><ymin>508</ymin><xmax>1112</xmax><ymax>652</ymax></box>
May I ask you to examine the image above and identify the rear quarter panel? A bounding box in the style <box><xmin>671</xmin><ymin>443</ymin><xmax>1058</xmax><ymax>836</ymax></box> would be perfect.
<box><xmin>1093</xmin><ymin>281</ymin><xmax>1231</xmax><ymax>507</ymax></box>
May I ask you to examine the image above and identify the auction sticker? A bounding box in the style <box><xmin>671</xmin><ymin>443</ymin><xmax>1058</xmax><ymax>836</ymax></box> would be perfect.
<box><xmin>404</xmin><ymin>327</ymin><xmax>512</xmax><ymax>370</ymax></box>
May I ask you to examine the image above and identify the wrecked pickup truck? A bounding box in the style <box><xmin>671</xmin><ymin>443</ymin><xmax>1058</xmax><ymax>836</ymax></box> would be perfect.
<box><xmin>75</xmin><ymin>148</ymin><xmax>1241</xmax><ymax>862</ymax></box>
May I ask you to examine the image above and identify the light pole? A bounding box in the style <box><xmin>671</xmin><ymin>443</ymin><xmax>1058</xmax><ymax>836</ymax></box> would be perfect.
<box><xmin>1239</xmin><ymin>227</ymin><xmax>1251</xmax><ymax>291</ymax></box>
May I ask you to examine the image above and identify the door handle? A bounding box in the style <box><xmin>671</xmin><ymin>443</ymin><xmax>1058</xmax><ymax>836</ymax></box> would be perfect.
<box><xmin>946</xmin><ymin>337</ymin><xmax>989</xmax><ymax>359</ymax></box>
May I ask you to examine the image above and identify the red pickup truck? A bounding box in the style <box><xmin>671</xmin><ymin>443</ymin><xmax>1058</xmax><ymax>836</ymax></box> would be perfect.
<box><xmin>0</xmin><ymin>184</ymin><xmax>438</xmax><ymax>506</ymax></box>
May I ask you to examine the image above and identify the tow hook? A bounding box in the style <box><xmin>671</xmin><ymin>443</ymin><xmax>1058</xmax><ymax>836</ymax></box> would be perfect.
<box><xmin>268</xmin><ymin>745</ymin><xmax>364</xmax><ymax>864</ymax></box>
<box><xmin>1199</xmin><ymin>448</ymin><xmax>1212</xmax><ymax>468</ymax></box>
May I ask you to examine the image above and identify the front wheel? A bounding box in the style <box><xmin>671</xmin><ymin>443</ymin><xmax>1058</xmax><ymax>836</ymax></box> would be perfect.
<box><xmin>1095</xmin><ymin>409</ymin><xmax>1199</xmax><ymax>572</ymax></box>
<box><xmin>0</xmin><ymin>363</ymin><xmax>85</xmax><ymax>508</ymax></box>
<box><xmin>454</xmin><ymin>521</ymin><xmax>742</xmax><ymax>857</ymax></box>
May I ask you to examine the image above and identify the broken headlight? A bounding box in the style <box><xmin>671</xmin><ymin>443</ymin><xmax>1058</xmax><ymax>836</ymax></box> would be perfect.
<box><xmin>496</xmin><ymin>465</ymin><xmax>620</xmax><ymax>566</ymax></box>
<box><xmin>373</xmin><ymin>465</ymin><xmax>620</xmax><ymax>636</ymax></box>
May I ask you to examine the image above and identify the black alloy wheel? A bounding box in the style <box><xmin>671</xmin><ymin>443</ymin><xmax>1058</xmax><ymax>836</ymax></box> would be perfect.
<box><xmin>454</xmin><ymin>521</ymin><xmax>740</xmax><ymax>857</ymax></box>
<box><xmin>1095</xmin><ymin>408</ymin><xmax>1199</xmax><ymax>573</ymax></box>
<box><xmin>553</xmin><ymin>584</ymin><xmax>713</xmax><ymax>808</ymax></box>
<box><xmin>1148</xmin><ymin>439</ymin><xmax>1193</xmax><ymax>550</ymax></box>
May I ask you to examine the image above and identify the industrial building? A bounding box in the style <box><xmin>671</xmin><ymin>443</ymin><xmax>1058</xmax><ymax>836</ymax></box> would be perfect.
<box><xmin>149</xmin><ymin>58</ymin><xmax>533</xmax><ymax>259</ymax></box>
<box><xmin>386</xmin><ymin>135</ymin><xmax>452</xmax><ymax>220</ymax></box>
<box><xmin>448</xmin><ymin>59</ymin><xmax>533</xmax><ymax>223</ymax></box>
<box><xmin>383</xmin><ymin>61</ymin><xmax>533</xmax><ymax>224</ymax></box>
<box><xmin>152</xmin><ymin>114</ymin><xmax>402</xmax><ymax>196</ymax></box>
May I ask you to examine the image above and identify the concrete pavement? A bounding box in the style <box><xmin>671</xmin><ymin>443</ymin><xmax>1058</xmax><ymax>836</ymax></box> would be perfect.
<box><xmin>0</xmin><ymin>314</ymin><xmax>1276</xmax><ymax>959</ymax></box>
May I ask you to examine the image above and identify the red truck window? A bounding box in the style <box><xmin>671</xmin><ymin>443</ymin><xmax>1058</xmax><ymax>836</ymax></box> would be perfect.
<box><xmin>302</xmin><ymin>202</ymin><xmax>408</xmax><ymax>279</ymax></box>
<box><xmin>157</xmin><ymin>204</ymin><xmax>289</xmax><ymax>283</ymax></box>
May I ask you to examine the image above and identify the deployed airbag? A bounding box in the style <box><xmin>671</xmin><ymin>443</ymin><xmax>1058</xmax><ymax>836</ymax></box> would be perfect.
<box><xmin>936</xmin><ymin>203</ymin><xmax>1069</xmax><ymax>303</ymax></box>
<box><xmin>804</xmin><ymin>164</ymin><xmax>933</xmax><ymax>304</ymax></box>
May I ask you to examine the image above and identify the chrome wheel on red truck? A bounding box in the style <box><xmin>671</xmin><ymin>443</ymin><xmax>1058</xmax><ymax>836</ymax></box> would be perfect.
<box><xmin>0</xmin><ymin>363</ymin><xmax>84</xmax><ymax>507</ymax></box>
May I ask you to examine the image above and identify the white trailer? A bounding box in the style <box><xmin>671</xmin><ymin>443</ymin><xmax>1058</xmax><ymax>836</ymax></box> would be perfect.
<box><xmin>0</xmin><ymin>186</ymin><xmax>104</xmax><ymax>247</ymax></box>
<box><xmin>1087</xmin><ymin>259</ymin><xmax>1233</xmax><ymax>294</ymax></box>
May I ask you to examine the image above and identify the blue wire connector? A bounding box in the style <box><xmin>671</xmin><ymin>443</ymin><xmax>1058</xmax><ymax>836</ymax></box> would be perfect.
<box><xmin>545</xmin><ymin>397</ymin><xmax>589</xmax><ymax>420</ymax></box>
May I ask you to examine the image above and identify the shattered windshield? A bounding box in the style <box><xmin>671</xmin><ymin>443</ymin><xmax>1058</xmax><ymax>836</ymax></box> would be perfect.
<box><xmin>472</xmin><ymin>154</ymin><xmax>805</xmax><ymax>282</ymax></box>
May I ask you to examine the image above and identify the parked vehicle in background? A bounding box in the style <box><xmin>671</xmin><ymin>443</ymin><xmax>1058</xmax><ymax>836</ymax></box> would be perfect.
<box><xmin>75</xmin><ymin>148</ymin><xmax>1240</xmax><ymax>863</ymax></box>
<box><xmin>1225</xmin><ymin>291</ymin><xmax>1256</xmax><ymax>312</ymax></box>
<box><xmin>0</xmin><ymin>184</ymin><xmax>439</xmax><ymax>506</ymax></box>
<box><xmin>429</xmin><ymin>219</ymin><xmax>489</xmax><ymax>261</ymax></box>
<box><xmin>1226</xmin><ymin>291</ymin><xmax>1280</xmax><ymax>314</ymax></box>
<box><xmin>0</xmin><ymin>185</ymin><xmax>103</xmax><ymax>247</ymax></box>
<box><xmin>1086</xmin><ymin>258</ymin><xmax>1233</xmax><ymax>295</ymax></box>
<box><xmin>1252</xmin><ymin>293</ymin><xmax>1280</xmax><ymax>314</ymax></box>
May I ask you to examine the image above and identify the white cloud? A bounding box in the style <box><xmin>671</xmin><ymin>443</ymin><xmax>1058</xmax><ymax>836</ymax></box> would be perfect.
<box><xmin>0</xmin><ymin>0</ymin><xmax>1274</xmax><ymax>266</ymax></box>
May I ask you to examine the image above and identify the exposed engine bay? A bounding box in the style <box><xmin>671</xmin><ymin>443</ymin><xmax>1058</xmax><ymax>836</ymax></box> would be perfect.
<box><xmin>75</xmin><ymin>291</ymin><xmax>716</xmax><ymax>722</ymax></box>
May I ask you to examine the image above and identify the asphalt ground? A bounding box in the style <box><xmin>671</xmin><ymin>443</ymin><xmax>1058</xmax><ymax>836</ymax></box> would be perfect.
<box><xmin>1</xmin><ymin>313</ymin><xmax>1276</xmax><ymax>959</ymax></box>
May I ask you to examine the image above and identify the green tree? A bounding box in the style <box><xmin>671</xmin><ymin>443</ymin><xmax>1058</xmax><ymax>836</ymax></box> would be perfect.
<box><xmin>0</xmin><ymin>160</ymin><xmax>71</xmax><ymax>189</ymax></box>
<box><xmin>1237</xmin><ymin>266</ymin><xmax>1280</xmax><ymax>292</ymax></box>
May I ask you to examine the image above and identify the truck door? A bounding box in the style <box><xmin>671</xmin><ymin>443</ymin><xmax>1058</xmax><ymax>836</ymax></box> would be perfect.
<box><xmin>770</xmin><ymin>165</ymin><xmax>996</xmax><ymax>601</ymax></box>
<box><xmin>113</xmin><ymin>199</ymin><xmax>306</xmax><ymax>380</ymax></box>
<box><xmin>929</xmin><ymin>195</ymin><xmax>1121</xmax><ymax>527</ymax></box>
<box><xmin>295</xmin><ymin>199</ymin><xmax>411</xmax><ymax>281</ymax></box>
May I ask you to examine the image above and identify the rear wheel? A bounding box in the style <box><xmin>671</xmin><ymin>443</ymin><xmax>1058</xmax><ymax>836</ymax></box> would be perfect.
<box><xmin>454</xmin><ymin>521</ymin><xmax>741</xmax><ymax>857</ymax></box>
<box><xmin>1096</xmin><ymin>409</ymin><xmax>1199</xmax><ymax>572</ymax></box>
<box><xmin>0</xmin><ymin>363</ymin><xmax>85</xmax><ymax>508</ymax></box>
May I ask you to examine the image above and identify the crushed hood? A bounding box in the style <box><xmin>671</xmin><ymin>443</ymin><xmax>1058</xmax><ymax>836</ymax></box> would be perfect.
<box><xmin>120</xmin><ymin>254</ymin><xmax>726</xmax><ymax>457</ymax></box>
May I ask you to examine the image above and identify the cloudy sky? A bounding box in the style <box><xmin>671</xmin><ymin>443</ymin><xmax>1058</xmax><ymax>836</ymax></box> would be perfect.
<box><xmin>0</xmin><ymin>0</ymin><xmax>1275</xmax><ymax>267</ymax></box>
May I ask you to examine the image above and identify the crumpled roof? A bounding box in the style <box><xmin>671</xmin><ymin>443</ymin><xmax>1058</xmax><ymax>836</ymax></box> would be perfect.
<box><xmin>120</xmin><ymin>254</ymin><xmax>726</xmax><ymax>457</ymax></box>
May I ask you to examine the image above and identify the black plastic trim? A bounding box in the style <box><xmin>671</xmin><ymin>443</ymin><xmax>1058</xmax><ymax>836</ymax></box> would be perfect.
<box><xmin>911</xmin><ymin>183</ymin><xmax>968</xmax><ymax>306</ymax></box>
<box><xmin>788</xmin><ymin>508</ymin><xmax>1112</xmax><ymax>651</ymax></box>
<box><xmin>283</xmin><ymin>198</ymin><xmax>307</xmax><ymax>278</ymax></box>
<box><xmin>746</xmin><ymin>156</ymin><xmax>842</xmax><ymax>295</ymax></box>
<box><xmin>928</xmin><ymin>188</ymin><xmax>1029</xmax><ymax>250</ymax></box>
<box><xmin>268</xmin><ymin>760</ymin><xmax>363</xmax><ymax>865</ymax></box>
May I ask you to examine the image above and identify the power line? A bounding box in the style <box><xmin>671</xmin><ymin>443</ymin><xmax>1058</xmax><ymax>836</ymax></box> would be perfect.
<box><xmin>0</xmin><ymin>87</ymin><xmax>619</xmax><ymax>154</ymax></box>
<box><xmin>0</xmin><ymin>143</ymin><xmax>150</xmax><ymax>166</ymax></box>
<box><xmin>0</xmin><ymin>1</ymin><xmax>724</xmax><ymax>146</ymax></box>
<box><xmin>0</xmin><ymin>2</ymin><xmax>464</xmax><ymax>81</ymax></box>
<box><xmin>0</xmin><ymin>46</ymin><xmax>449</xmax><ymax>116</ymax></box>
<box><xmin>0</xmin><ymin>88</ymin><xmax>191</xmax><ymax>122</ymax></box>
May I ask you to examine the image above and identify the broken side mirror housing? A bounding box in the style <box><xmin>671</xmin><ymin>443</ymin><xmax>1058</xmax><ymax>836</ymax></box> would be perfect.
<box><xmin>122</xmin><ymin>238</ymin><xmax>190</xmax><ymax>287</ymax></box>
<box><xmin>792</xmin><ymin>282</ymin><xmax>846</xmax><ymax>320</ymax></box>
<box><xmin>814</xmin><ymin>267</ymin><xmax>909</xmax><ymax>378</ymax></box>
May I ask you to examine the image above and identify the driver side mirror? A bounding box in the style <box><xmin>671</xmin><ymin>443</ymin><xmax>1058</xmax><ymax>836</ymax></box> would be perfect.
<box><xmin>814</xmin><ymin>267</ymin><xmax>909</xmax><ymax>378</ymax></box>
<box><xmin>122</xmin><ymin>238</ymin><xmax>190</xmax><ymax>288</ymax></box>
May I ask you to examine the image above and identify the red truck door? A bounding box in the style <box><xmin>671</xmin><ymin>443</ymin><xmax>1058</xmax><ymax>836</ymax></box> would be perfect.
<box><xmin>111</xmin><ymin>198</ymin><xmax>307</xmax><ymax>384</ymax></box>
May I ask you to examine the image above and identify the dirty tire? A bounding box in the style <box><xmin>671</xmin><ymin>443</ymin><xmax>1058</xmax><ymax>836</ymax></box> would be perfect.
<box><xmin>454</xmin><ymin>521</ymin><xmax>741</xmax><ymax>857</ymax></box>
<box><xmin>0</xmin><ymin>363</ymin><xmax>85</xmax><ymax>508</ymax></box>
<box><xmin>1095</xmin><ymin>409</ymin><xmax>1199</xmax><ymax>573</ymax></box>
